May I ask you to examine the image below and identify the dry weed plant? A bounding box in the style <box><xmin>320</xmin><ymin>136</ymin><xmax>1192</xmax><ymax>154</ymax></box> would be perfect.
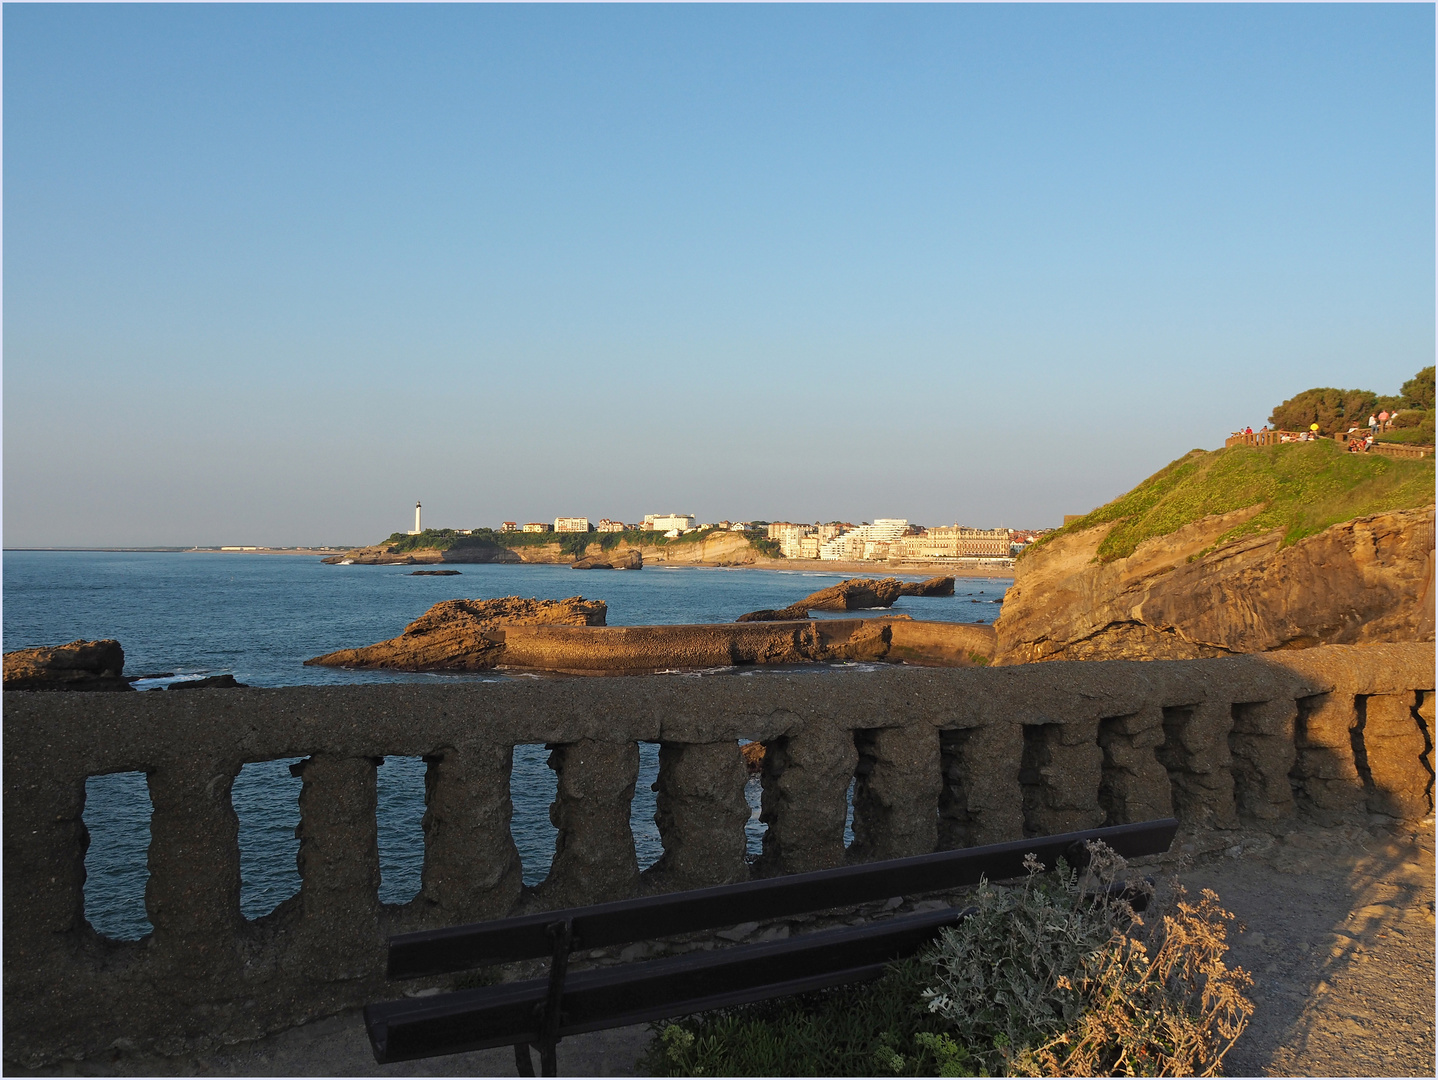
<box><xmin>922</xmin><ymin>842</ymin><xmax>1253</xmax><ymax>1077</ymax></box>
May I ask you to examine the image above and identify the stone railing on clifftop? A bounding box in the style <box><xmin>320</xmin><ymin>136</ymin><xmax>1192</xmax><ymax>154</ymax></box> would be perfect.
<box><xmin>3</xmin><ymin>642</ymin><xmax>1433</xmax><ymax>1067</ymax></box>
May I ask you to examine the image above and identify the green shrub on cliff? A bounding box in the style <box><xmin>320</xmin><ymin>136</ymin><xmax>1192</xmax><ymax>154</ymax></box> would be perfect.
<box><xmin>1029</xmin><ymin>438</ymin><xmax>1433</xmax><ymax>565</ymax></box>
<box><xmin>383</xmin><ymin>529</ymin><xmax>473</xmax><ymax>553</ymax></box>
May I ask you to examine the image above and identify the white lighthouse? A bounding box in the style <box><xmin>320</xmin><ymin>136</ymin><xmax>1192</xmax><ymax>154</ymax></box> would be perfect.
<box><xmin>409</xmin><ymin>501</ymin><xmax>422</xmax><ymax>535</ymax></box>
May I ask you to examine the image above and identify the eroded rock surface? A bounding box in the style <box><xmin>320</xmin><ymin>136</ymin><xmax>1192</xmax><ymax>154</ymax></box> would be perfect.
<box><xmin>308</xmin><ymin>601</ymin><xmax>995</xmax><ymax>674</ymax></box>
<box><xmin>737</xmin><ymin>576</ymin><xmax>954</xmax><ymax>622</ymax></box>
<box><xmin>2</xmin><ymin>639</ymin><xmax>132</xmax><ymax>691</ymax></box>
<box><xmin>572</xmin><ymin>549</ymin><xmax>643</xmax><ymax>570</ymax></box>
<box><xmin>322</xmin><ymin>543</ymin><xmax>521</xmax><ymax>565</ymax></box>
<box><xmin>995</xmin><ymin>505</ymin><xmax>1436</xmax><ymax>664</ymax></box>
<box><xmin>305</xmin><ymin>596</ymin><xmax>608</xmax><ymax>671</ymax></box>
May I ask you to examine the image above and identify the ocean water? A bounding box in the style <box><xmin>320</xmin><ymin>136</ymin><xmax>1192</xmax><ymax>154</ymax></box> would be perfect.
<box><xmin>4</xmin><ymin>550</ymin><xmax>1009</xmax><ymax>939</ymax></box>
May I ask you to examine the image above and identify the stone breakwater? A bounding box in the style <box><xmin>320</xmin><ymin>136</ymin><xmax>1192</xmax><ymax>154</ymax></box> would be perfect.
<box><xmin>3</xmin><ymin>642</ymin><xmax>1431</xmax><ymax>1066</ymax></box>
<box><xmin>305</xmin><ymin>594</ymin><xmax>997</xmax><ymax>673</ymax></box>
<box><xmin>304</xmin><ymin>596</ymin><xmax>607</xmax><ymax>671</ymax></box>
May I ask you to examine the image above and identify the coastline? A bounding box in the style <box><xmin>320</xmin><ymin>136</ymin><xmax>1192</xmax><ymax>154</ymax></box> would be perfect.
<box><xmin>8</xmin><ymin>548</ymin><xmax>1016</xmax><ymax>578</ymax></box>
<box><xmin>737</xmin><ymin>557</ymin><xmax>1015</xmax><ymax>578</ymax></box>
<box><xmin>6</xmin><ymin>547</ymin><xmax>353</xmax><ymax>556</ymax></box>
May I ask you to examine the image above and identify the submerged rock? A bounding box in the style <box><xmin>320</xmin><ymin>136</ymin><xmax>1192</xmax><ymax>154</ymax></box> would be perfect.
<box><xmin>168</xmin><ymin>674</ymin><xmax>247</xmax><ymax>689</ymax></box>
<box><xmin>3</xmin><ymin>639</ymin><xmax>133</xmax><ymax>692</ymax></box>
<box><xmin>409</xmin><ymin>570</ymin><xmax>462</xmax><ymax>576</ymax></box>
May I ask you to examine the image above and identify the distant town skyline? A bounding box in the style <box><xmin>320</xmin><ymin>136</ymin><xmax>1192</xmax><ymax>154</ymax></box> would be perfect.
<box><xmin>4</xmin><ymin>4</ymin><xmax>1432</xmax><ymax>548</ymax></box>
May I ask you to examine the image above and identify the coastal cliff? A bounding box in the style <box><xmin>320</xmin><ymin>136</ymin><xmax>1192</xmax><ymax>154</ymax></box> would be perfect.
<box><xmin>995</xmin><ymin>441</ymin><xmax>1435</xmax><ymax>663</ymax></box>
<box><xmin>322</xmin><ymin>528</ymin><xmax>762</xmax><ymax>567</ymax></box>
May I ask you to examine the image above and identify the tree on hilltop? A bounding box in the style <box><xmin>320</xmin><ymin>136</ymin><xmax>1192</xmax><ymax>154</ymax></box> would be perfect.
<box><xmin>1268</xmin><ymin>366</ymin><xmax>1435</xmax><ymax>440</ymax></box>
<box><xmin>1401</xmin><ymin>366</ymin><xmax>1435</xmax><ymax>410</ymax></box>
<box><xmin>1268</xmin><ymin>387</ymin><xmax>1376</xmax><ymax>436</ymax></box>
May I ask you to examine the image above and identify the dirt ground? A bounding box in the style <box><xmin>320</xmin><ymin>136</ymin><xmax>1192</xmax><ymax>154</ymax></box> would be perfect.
<box><xmin>15</xmin><ymin>818</ymin><xmax>1434</xmax><ymax>1078</ymax></box>
<box><xmin>1176</xmin><ymin>816</ymin><xmax>1436</xmax><ymax>1077</ymax></box>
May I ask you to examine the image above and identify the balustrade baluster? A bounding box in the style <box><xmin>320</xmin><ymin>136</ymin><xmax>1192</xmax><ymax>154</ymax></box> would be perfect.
<box><xmin>3</xmin><ymin>767</ymin><xmax>87</xmax><ymax>950</ymax></box>
<box><xmin>1291</xmin><ymin>691</ymin><xmax>1365</xmax><ymax>818</ymax></box>
<box><xmin>937</xmin><ymin>723</ymin><xmax>1023</xmax><ymax>847</ymax></box>
<box><xmin>849</xmin><ymin>726</ymin><xmax>941</xmax><ymax>861</ymax></box>
<box><xmin>755</xmin><ymin>724</ymin><xmax>859</xmax><ymax>875</ymax></box>
<box><xmin>1020</xmin><ymin>720</ymin><xmax>1104</xmax><ymax>836</ymax></box>
<box><xmin>1228</xmin><ymin>700</ymin><xmax>1298</xmax><ymax>822</ymax></box>
<box><xmin>645</xmin><ymin>742</ymin><xmax>749</xmax><ymax>889</ymax></box>
<box><xmin>292</xmin><ymin>754</ymin><xmax>381</xmax><ymax>979</ymax></box>
<box><xmin>1157</xmin><ymin>702</ymin><xmax>1239</xmax><ymax>829</ymax></box>
<box><xmin>1361</xmin><ymin>693</ymin><xmax>1431</xmax><ymax>819</ymax></box>
<box><xmin>1098</xmin><ymin>706</ymin><xmax>1173</xmax><ymax>825</ymax></box>
<box><xmin>420</xmin><ymin>744</ymin><xmax>524</xmax><ymax>922</ymax></box>
<box><xmin>536</xmin><ymin>740</ymin><xmax>640</xmax><ymax>908</ymax></box>
<box><xmin>144</xmin><ymin>758</ymin><xmax>245</xmax><ymax>985</ymax></box>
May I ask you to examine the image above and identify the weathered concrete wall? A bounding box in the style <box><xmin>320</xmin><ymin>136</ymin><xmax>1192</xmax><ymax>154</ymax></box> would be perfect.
<box><xmin>3</xmin><ymin>642</ymin><xmax>1432</xmax><ymax>1067</ymax></box>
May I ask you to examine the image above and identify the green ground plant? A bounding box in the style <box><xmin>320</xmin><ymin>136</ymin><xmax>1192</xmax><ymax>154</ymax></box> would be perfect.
<box><xmin>644</xmin><ymin>844</ymin><xmax>1252</xmax><ymax>1077</ymax></box>
<box><xmin>1024</xmin><ymin>439</ymin><xmax>1433</xmax><ymax>564</ymax></box>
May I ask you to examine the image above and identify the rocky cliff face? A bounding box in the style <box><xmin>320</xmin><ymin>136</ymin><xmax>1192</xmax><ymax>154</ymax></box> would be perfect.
<box><xmin>994</xmin><ymin>505</ymin><xmax>1435</xmax><ymax>664</ymax></box>
<box><xmin>321</xmin><ymin>543</ymin><xmax>520</xmax><ymax>565</ymax></box>
<box><xmin>322</xmin><ymin>530</ymin><xmax>760</xmax><ymax>567</ymax></box>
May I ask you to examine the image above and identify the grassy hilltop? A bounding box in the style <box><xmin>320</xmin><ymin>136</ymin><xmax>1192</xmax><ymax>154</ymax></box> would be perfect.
<box><xmin>1028</xmin><ymin>438</ymin><xmax>1435</xmax><ymax>564</ymax></box>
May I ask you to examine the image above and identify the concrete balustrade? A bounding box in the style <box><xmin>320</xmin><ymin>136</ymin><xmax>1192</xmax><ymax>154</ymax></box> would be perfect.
<box><xmin>3</xmin><ymin>642</ymin><xmax>1432</xmax><ymax>1067</ymax></box>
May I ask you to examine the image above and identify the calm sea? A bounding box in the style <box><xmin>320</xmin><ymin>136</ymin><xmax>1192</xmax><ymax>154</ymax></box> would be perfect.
<box><xmin>2</xmin><ymin>550</ymin><xmax>1009</xmax><ymax>939</ymax></box>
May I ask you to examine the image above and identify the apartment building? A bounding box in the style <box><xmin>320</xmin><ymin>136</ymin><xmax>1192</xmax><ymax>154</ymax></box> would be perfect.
<box><xmin>596</xmin><ymin>519</ymin><xmax>625</xmax><ymax>533</ymax></box>
<box><xmin>819</xmin><ymin>519</ymin><xmax>908</xmax><ymax>561</ymax></box>
<box><xmin>554</xmin><ymin>517</ymin><xmax>592</xmax><ymax>533</ymax></box>
<box><xmin>521</xmin><ymin>522</ymin><xmax>552</xmax><ymax>533</ymax></box>
<box><xmin>499</xmin><ymin>522</ymin><xmax>519</xmax><ymax>533</ymax></box>
<box><xmin>767</xmin><ymin>522</ymin><xmax>816</xmax><ymax>559</ymax></box>
<box><xmin>893</xmin><ymin>526</ymin><xmax>1011</xmax><ymax>560</ymax></box>
<box><xmin>643</xmin><ymin>513</ymin><xmax>696</xmax><ymax>532</ymax></box>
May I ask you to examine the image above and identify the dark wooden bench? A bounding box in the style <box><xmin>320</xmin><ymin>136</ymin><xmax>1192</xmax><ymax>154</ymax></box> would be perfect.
<box><xmin>364</xmin><ymin>818</ymin><xmax>1177</xmax><ymax>1075</ymax></box>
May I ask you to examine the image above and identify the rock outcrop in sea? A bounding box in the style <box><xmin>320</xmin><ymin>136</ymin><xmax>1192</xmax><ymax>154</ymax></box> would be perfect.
<box><xmin>571</xmin><ymin>549</ymin><xmax>643</xmax><ymax>570</ymax></box>
<box><xmin>736</xmin><ymin>576</ymin><xmax>954</xmax><ymax>622</ymax></box>
<box><xmin>2</xmin><ymin>639</ymin><xmax>133</xmax><ymax>691</ymax></box>
<box><xmin>994</xmin><ymin>505</ymin><xmax>1435</xmax><ymax>664</ymax></box>
<box><xmin>305</xmin><ymin>596</ymin><xmax>608</xmax><ymax>671</ymax></box>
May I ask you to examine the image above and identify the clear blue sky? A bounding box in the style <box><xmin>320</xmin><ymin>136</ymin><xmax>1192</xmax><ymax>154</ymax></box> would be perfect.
<box><xmin>4</xmin><ymin>3</ymin><xmax>1433</xmax><ymax>547</ymax></box>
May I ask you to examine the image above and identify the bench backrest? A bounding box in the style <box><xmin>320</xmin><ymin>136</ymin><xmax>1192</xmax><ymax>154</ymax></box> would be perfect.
<box><xmin>386</xmin><ymin>818</ymin><xmax>1178</xmax><ymax>979</ymax></box>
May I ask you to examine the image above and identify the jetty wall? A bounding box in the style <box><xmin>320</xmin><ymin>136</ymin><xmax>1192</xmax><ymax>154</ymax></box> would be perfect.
<box><xmin>3</xmin><ymin>642</ymin><xmax>1433</xmax><ymax>1065</ymax></box>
